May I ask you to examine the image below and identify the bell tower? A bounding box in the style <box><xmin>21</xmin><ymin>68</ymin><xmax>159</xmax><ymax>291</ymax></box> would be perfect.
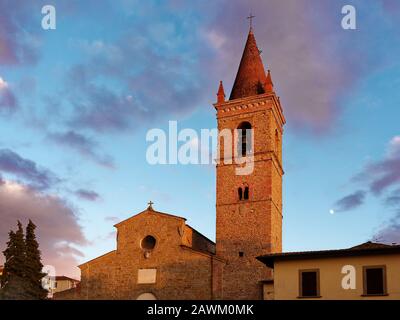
<box><xmin>213</xmin><ymin>27</ymin><xmax>285</xmax><ymax>300</ymax></box>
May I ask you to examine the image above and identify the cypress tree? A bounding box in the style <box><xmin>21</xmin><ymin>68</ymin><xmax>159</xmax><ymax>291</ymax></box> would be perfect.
<box><xmin>25</xmin><ymin>220</ymin><xmax>48</xmax><ymax>299</ymax></box>
<box><xmin>0</xmin><ymin>230</ymin><xmax>15</xmax><ymax>298</ymax></box>
<box><xmin>1</xmin><ymin>221</ymin><xmax>29</xmax><ymax>299</ymax></box>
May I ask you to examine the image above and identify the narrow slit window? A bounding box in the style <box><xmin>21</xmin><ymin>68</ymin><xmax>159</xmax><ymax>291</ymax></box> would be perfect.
<box><xmin>237</xmin><ymin>122</ymin><xmax>252</xmax><ymax>157</ymax></box>
<box><xmin>238</xmin><ymin>187</ymin><xmax>243</xmax><ymax>200</ymax></box>
<box><xmin>244</xmin><ymin>187</ymin><xmax>249</xmax><ymax>200</ymax></box>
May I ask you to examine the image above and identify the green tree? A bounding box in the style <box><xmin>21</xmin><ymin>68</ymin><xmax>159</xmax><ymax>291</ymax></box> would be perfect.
<box><xmin>25</xmin><ymin>220</ymin><xmax>48</xmax><ymax>299</ymax></box>
<box><xmin>1</xmin><ymin>221</ymin><xmax>29</xmax><ymax>299</ymax></box>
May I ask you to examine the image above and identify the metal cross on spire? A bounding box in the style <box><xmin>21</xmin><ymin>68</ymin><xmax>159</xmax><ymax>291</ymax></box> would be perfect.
<box><xmin>247</xmin><ymin>13</ymin><xmax>255</xmax><ymax>30</ymax></box>
<box><xmin>147</xmin><ymin>200</ymin><xmax>154</xmax><ymax>210</ymax></box>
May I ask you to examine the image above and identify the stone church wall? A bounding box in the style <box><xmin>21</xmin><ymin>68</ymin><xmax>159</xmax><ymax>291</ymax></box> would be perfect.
<box><xmin>77</xmin><ymin>210</ymin><xmax>214</xmax><ymax>300</ymax></box>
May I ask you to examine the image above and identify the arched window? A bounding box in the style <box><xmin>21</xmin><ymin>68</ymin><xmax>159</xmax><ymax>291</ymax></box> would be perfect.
<box><xmin>237</xmin><ymin>122</ymin><xmax>252</xmax><ymax>157</ymax></box>
<box><xmin>244</xmin><ymin>187</ymin><xmax>249</xmax><ymax>200</ymax></box>
<box><xmin>238</xmin><ymin>187</ymin><xmax>243</xmax><ymax>200</ymax></box>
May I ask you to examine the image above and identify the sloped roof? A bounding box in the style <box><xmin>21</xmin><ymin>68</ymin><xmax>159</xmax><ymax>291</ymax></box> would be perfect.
<box><xmin>55</xmin><ymin>275</ymin><xmax>79</xmax><ymax>282</ymax></box>
<box><xmin>349</xmin><ymin>241</ymin><xmax>394</xmax><ymax>250</ymax></box>
<box><xmin>257</xmin><ymin>242</ymin><xmax>400</xmax><ymax>268</ymax></box>
<box><xmin>78</xmin><ymin>250</ymin><xmax>116</xmax><ymax>268</ymax></box>
<box><xmin>184</xmin><ymin>224</ymin><xmax>216</xmax><ymax>255</ymax></box>
<box><xmin>114</xmin><ymin>207</ymin><xmax>186</xmax><ymax>228</ymax></box>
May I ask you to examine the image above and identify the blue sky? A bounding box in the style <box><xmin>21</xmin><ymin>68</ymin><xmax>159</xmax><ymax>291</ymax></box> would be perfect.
<box><xmin>1</xmin><ymin>0</ymin><xmax>400</xmax><ymax>277</ymax></box>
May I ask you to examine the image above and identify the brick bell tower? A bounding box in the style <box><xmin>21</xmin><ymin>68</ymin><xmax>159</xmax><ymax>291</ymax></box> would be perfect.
<box><xmin>213</xmin><ymin>26</ymin><xmax>285</xmax><ymax>300</ymax></box>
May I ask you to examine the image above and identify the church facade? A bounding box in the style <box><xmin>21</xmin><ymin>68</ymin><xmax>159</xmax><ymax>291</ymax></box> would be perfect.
<box><xmin>76</xmin><ymin>27</ymin><xmax>285</xmax><ymax>300</ymax></box>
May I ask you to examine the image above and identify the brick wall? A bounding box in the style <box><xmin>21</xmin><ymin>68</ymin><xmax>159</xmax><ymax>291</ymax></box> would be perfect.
<box><xmin>214</xmin><ymin>93</ymin><xmax>284</xmax><ymax>299</ymax></box>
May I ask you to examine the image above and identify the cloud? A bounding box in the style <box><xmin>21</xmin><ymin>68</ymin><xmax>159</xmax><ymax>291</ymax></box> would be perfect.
<box><xmin>202</xmin><ymin>0</ymin><xmax>400</xmax><ymax>134</ymax></box>
<box><xmin>15</xmin><ymin>0</ymin><xmax>392</xmax><ymax>136</ymax></box>
<box><xmin>65</xmin><ymin>73</ymin><xmax>148</xmax><ymax>133</ymax></box>
<box><xmin>4</xmin><ymin>0</ymin><xmax>400</xmax><ymax>137</ymax></box>
<box><xmin>373</xmin><ymin>208</ymin><xmax>400</xmax><ymax>245</ymax></box>
<box><xmin>0</xmin><ymin>179</ymin><xmax>87</xmax><ymax>278</ymax></box>
<box><xmin>74</xmin><ymin>189</ymin><xmax>100</xmax><ymax>202</ymax></box>
<box><xmin>105</xmin><ymin>216</ymin><xmax>120</xmax><ymax>224</ymax></box>
<box><xmin>0</xmin><ymin>1</ymin><xmax>40</xmax><ymax>66</ymax></box>
<box><xmin>0</xmin><ymin>77</ymin><xmax>18</xmax><ymax>114</ymax></box>
<box><xmin>333</xmin><ymin>136</ymin><xmax>400</xmax><ymax>242</ymax></box>
<box><xmin>385</xmin><ymin>188</ymin><xmax>400</xmax><ymax>207</ymax></box>
<box><xmin>334</xmin><ymin>190</ymin><xmax>366</xmax><ymax>212</ymax></box>
<box><xmin>334</xmin><ymin>136</ymin><xmax>400</xmax><ymax>206</ymax></box>
<box><xmin>382</xmin><ymin>0</ymin><xmax>400</xmax><ymax>15</ymax></box>
<box><xmin>61</xmin><ymin>29</ymin><xmax>207</xmax><ymax>133</ymax></box>
<box><xmin>373</xmin><ymin>185</ymin><xmax>400</xmax><ymax>245</ymax></box>
<box><xmin>47</xmin><ymin>130</ymin><xmax>115</xmax><ymax>168</ymax></box>
<box><xmin>352</xmin><ymin>136</ymin><xmax>400</xmax><ymax>195</ymax></box>
<box><xmin>387</xmin><ymin>136</ymin><xmax>400</xmax><ymax>158</ymax></box>
<box><xmin>46</xmin><ymin>1</ymin><xmax>214</xmax><ymax>134</ymax></box>
<box><xmin>0</xmin><ymin>148</ymin><xmax>60</xmax><ymax>190</ymax></box>
<box><xmin>368</xmin><ymin>159</ymin><xmax>400</xmax><ymax>195</ymax></box>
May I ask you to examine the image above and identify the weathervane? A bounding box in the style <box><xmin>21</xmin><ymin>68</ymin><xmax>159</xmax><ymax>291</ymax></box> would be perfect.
<box><xmin>247</xmin><ymin>13</ymin><xmax>255</xmax><ymax>30</ymax></box>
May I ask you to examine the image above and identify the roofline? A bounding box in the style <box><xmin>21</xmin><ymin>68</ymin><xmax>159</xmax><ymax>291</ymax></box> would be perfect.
<box><xmin>113</xmin><ymin>209</ymin><xmax>186</xmax><ymax>228</ymax></box>
<box><xmin>78</xmin><ymin>250</ymin><xmax>116</xmax><ymax>268</ymax></box>
<box><xmin>186</xmin><ymin>224</ymin><xmax>215</xmax><ymax>246</ymax></box>
<box><xmin>257</xmin><ymin>246</ymin><xmax>400</xmax><ymax>268</ymax></box>
<box><xmin>180</xmin><ymin>245</ymin><xmax>215</xmax><ymax>257</ymax></box>
<box><xmin>55</xmin><ymin>276</ymin><xmax>80</xmax><ymax>282</ymax></box>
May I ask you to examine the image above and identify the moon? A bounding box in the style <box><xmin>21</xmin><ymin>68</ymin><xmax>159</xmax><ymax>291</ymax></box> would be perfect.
<box><xmin>329</xmin><ymin>209</ymin><xmax>335</xmax><ymax>215</ymax></box>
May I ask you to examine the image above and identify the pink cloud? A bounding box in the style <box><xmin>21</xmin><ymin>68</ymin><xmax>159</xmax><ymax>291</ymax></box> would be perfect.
<box><xmin>202</xmin><ymin>0</ymin><xmax>395</xmax><ymax>134</ymax></box>
<box><xmin>0</xmin><ymin>180</ymin><xmax>87</xmax><ymax>278</ymax></box>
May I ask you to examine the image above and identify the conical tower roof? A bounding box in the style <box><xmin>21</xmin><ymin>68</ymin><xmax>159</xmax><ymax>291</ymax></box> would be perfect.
<box><xmin>229</xmin><ymin>29</ymin><xmax>273</xmax><ymax>100</ymax></box>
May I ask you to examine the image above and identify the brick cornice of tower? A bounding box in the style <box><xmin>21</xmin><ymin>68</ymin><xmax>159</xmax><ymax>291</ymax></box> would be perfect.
<box><xmin>214</xmin><ymin>92</ymin><xmax>286</xmax><ymax>130</ymax></box>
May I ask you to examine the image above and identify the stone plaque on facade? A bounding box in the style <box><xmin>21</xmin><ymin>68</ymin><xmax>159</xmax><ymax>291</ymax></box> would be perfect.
<box><xmin>137</xmin><ymin>268</ymin><xmax>157</xmax><ymax>284</ymax></box>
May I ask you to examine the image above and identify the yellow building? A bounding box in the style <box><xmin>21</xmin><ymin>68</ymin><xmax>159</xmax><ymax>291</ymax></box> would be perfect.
<box><xmin>50</xmin><ymin>276</ymin><xmax>79</xmax><ymax>296</ymax></box>
<box><xmin>257</xmin><ymin>242</ymin><xmax>400</xmax><ymax>300</ymax></box>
